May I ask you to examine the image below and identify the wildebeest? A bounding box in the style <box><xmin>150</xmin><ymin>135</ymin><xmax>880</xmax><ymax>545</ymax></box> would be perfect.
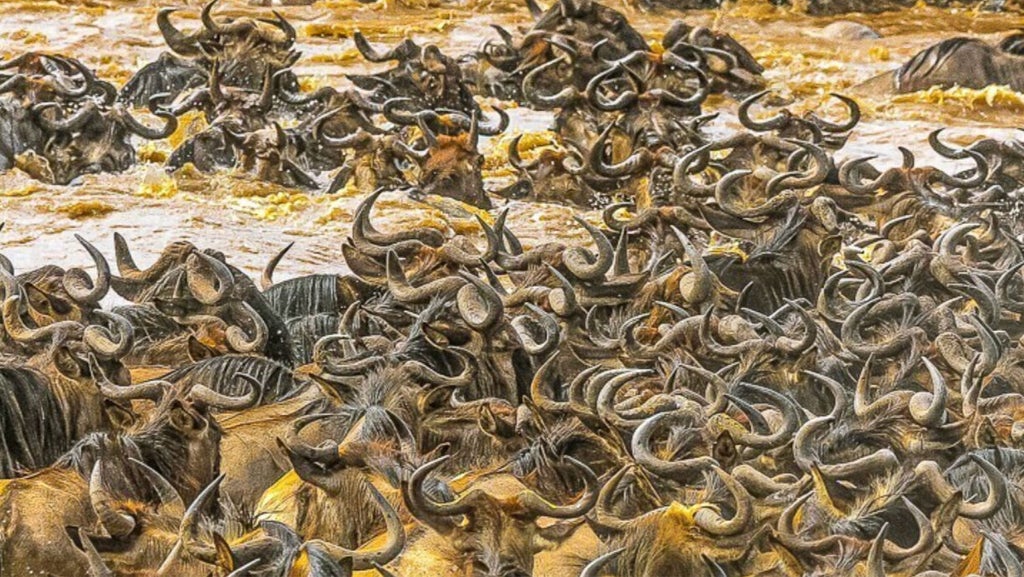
<box><xmin>861</xmin><ymin>32</ymin><xmax>1024</xmax><ymax>94</ymax></box>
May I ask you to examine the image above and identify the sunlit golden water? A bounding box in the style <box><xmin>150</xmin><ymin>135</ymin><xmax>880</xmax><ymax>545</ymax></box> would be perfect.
<box><xmin>0</xmin><ymin>0</ymin><xmax>1021</xmax><ymax>285</ymax></box>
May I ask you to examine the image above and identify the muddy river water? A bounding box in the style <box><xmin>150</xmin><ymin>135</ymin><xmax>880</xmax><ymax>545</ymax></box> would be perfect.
<box><xmin>0</xmin><ymin>0</ymin><xmax>1022</xmax><ymax>287</ymax></box>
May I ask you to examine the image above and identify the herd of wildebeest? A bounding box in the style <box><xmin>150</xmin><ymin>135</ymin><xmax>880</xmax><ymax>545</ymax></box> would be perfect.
<box><xmin>4</xmin><ymin>0</ymin><xmax>1024</xmax><ymax>576</ymax></box>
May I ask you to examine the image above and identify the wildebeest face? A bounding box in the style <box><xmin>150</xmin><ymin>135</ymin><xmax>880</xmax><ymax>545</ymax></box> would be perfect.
<box><xmin>146</xmin><ymin>398</ymin><xmax>223</xmax><ymax>502</ymax></box>
<box><xmin>43</xmin><ymin>121</ymin><xmax>137</xmax><ymax>185</ymax></box>
<box><xmin>406</xmin><ymin>46</ymin><xmax>462</xmax><ymax>107</ymax></box>
<box><xmin>403</xmin><ymin>456</ymin><xmax>597</xmax><ymax>577</ymax></box>
<box><xmin>534</xmin><ymin>0</ymin><xmax>648</xmax><ymax>59</ymax></box>
<box><xmin>415</xmin><ymin>133</ymin><xmax>489</xmax><ymax>209</ymax></box>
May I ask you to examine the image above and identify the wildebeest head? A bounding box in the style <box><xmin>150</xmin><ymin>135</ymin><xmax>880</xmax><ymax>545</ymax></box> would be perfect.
<box><xmin>530</xmin><ymin>0</ymin><xmax>648</xmax><ymax>62</ymax></box>
<box><xmin>585</xmin><ymin>47</ymin><xmax>710</xmax><ymax>116</ymax></box>
<box><xmin>386</xmin><ymin>106</ymin><xmax>495</xmax><ymax>209</ymax></box>
<box><xmin>585</xmin><ymin>464</ymin><xmax>759</xmax><ymax>576</ymax></box>
<box><xmin>738</xmin><ymin>90</ymin><xmax>860</xmax><ymax>149</ymax></box>
<box><xmin>350</xmin><ymin>33</ymin><xmax>477</xmax><ymax>116</ymax></box>
<box><xmin>0</xmin><ymin>235</ymin><xmax>111</xmax><ymax>329</ymax></box>
<box><xmin>662</xmin><ymin>20</ymin><xmax>765</xmax><ymax>95</ymax></box>
<box><xmin>2</xmin><ymin>295</ymin><xmax>137</xmax><ymax>394</ymax></box>
<box><xmin>135</xmin><ymin>395</ymin><xmax>225</xmax><ymax>504</ymax></box>
<box><xmin>402</xmin><ymin>454</ymin><xmax>598</xmax><ymax>577</ymax></box>
<box><xmin>0</xmin><ymin>52</ymin><xmax>112</xmax><ymax>105</ymax></box>
<box><xmin>496</xmin><ymin>134</ymin><xmax>618</xmax><ymax>207</ymax></box>
<box><xmin>164</xmin><ymin>63</ymin><xmax>279</xmax><ymax>173</ymax></box>
<box><xmin>157</xmin><ymin>0</ymin><xmax>299</xmax><ymax>88</ymax></box>
<box><xmin>224</xmin><ymin>122</ymin><xmax>317</xmax><ymax>188</ymax></box>
<box><xmin>25</xmin><ymin>95</ymin><xmax>177</xmax><ymax>185</ymax></box>
<box><xmin>484</xmin><ymin>0</ymin><xmax>648</xmax><ymax>106</ymax></box>
<box><xmin>168</xmin><ymin>59</ymin><xmax>276</xmax><ymax>127</ymax></box>
<box><xmin>110</xmin><ymin>237</ymin><xmax>290</xmax><ymax>363</ymax></box>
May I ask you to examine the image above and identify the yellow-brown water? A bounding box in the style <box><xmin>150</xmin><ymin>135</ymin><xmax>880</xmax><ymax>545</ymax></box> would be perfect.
<box><xmin>0</xmin><ymin>0</ymin><xmax>1021</xmax><ymax>282</ymax></box>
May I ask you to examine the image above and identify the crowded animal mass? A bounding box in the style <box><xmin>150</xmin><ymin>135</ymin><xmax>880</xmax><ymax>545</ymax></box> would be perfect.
<box><xmin>0</xmin><ymin>0</ymin><xmax>1023</xmax><ymax>575</ymax></box>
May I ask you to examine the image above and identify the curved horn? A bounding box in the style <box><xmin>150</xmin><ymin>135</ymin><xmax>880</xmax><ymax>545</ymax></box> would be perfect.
<box><xmin>914</xmin><ymin>455</ymin><xmax>1006</xmax><ymax>520</ymax></box>
<box><xmin>128</xmin><ymin>458</ymin><xmax>185</xmax><ymax>518</ymax></box>
<box><xmin>517</xmin><ymin>456</ymin><xmax>599</xmax><ymax>518</ymax></box>
<box><xmin>562</xmin><ymin>217</ymin><xmax>614</xmax><ymax>281</ymax></box>
<box><xmin>385</xmin><ymin>251</ymin><xmax>466</xmax><ymax>304</ymax></box>
<box><xmin>121</xmin><ymin>100</ymin><xmax>179</xmax><ymax>140</ymax></box>
<box><xmin>90</xmin><ymin>461</ymin><xmax>137</xmax><ymax>538</ymax></box>
<box><xmin>580</xmin><ymin>548</ymin><xmax>624</xmax><ymax>577</ymax></box>
<box><xmin>456</xmin><ymin>271</ymin><xmax>505</xmax><ymax>331</ymax></box>
<box><xmin>84</xmin><ymin>311</ymin><xmax>134</xmax><ymax>360</ymax></box>
<box><xmin>909</xmin><ymin>357</ymin><xmax>947</xmax><ymax>428</ymax></box>
<box><xmin>63</xmin><ymin>235</ymin><xmax>111</xmax><ymax>306</ymax></box>
<box><xmin>34</xmin><ymin>101</ymin><xmax>99</xmax><ymax>133</ymax></box>
<box><xmin>737</xmin><ymin>90</ymin><xmax>790</xmax><ymax>131</ymax></box>
<box><xmin>113</xmin><ymin>233</ymin><xmax>190</xmax><ymax>282</ymax></box>
<box><xmin>512</xmin><ymin>302</ymin><xmax>560</xmax><ymax>356</ymax></box>
<box><xmin>353</xmin><ymin>30</ymin><xmax>415</xmax><ymax>63</ymax></box>
<box><xmin>522</xmin><ymin>56</ymin><xmax>578</xmax><ymax>110</ymax></box>
<box><xmin>589</xmin><ymin>123</ymin><xmax>651</xmax><ymax>178</ymax></box>
<box><xmin>158</xmin><ymin>8</ymin><xmax>202</xmax><ymax>56</ymax></box>
<box><xmin>401</xmin><ymin>346</ymin><xmax>477</xmax><ymax>388</ymax></box>
<box><xmin>693</xmin><ymin>467</ymin><xmax>753</xmax><ymax>536</ymax></box>
<box><xmin>727</xmin><ymin>383</ymin><xmax>799</xmax><ymax>450</ymax></box>
<box><xmin>226</xmin><ymin>302</ymin><xmax>268</xmax><ymax>354</ymax></box>
<box><xmin>632</xmin><ymin>410</ymin><xmax>716</xmax><ymax>481</ymax></box>
<box><xmin>189</xmin><ymin>373</ymin><xmax>261</xmax><ymax>411</ymax></box>
<box><xmin>307</xmin><ymin>483</ymin><xmax>406</xmax><ymax>570</ymax></box>
<box><xmin>809</xmin><ymin>93</ymin><xmax>860</xmax><ymax>133</ymax></box>
<box><xmin>672</xmin><ymin>143</ymin><xmax>715</xmax><ymax>198</ymax></box>
<box><xmin>261</xmin><ymin>242</ymin><xmax>292</xmax><ymax>291</ymax></box>
<box><xmin>404</xmin><ymin>455</ymin><xmax>472</xmax><ymax>533</ymax></box>
<box><xmin>201</xmin><ymin>0</ymin><xmax>251</xmax><ymax>36</ymax></box>
<box><xmin>584</xmin><ymin>63</ymin><xmax>638</xmax><ymax>112</ymax></box>
<box><xmin>185</xmin><ymin>252</ymin><xmax>234</xmax><ymax>306</ymax></box>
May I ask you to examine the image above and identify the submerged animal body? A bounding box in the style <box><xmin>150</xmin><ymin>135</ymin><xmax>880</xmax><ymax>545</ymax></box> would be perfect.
<box><xmin>861</xmin><ymin>33</ymin><xmax>1024</xmax><ymax>94</ymax></box>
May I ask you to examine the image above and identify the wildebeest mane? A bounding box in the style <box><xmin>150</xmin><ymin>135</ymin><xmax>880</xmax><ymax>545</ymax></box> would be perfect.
<box><xmin>159</xmin><ymin>354</ymin><xmax>306</xmax><ymax>403</ymax></box>
<box><xmin>264</xmin><ymin>274</ymin><xmax>340</xmax><ymax>320</ymax></box>
<box><xmin>0</xmin><ymin>366</ymin><xmax>70</xmax><ymax>477</ymax></box>
<box><xmin>286</xmin><ymin>313</ymin><xmax>340</xmax><ymax>365</ymax></box>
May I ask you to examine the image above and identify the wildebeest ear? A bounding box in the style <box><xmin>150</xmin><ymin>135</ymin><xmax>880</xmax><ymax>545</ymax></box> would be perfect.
<box><xmin>307</xmin><ymin>373</ymin><xmax>348</xmax><ymax>406</ymax></box>
<box><xmin>713</xmin><ymin>431</ymin><xmax>737</xmax><ymax>466</ymax></box>
<box><xmin>103</xmin><ymin>400</ymin><xmax>137</xmax><ymax>430</ymax></box>
<box><xmin>276</xmin><ymin>438</ymin><xmax>335</xmax><ymax>491</ymax></box>
<box><xmin>817</xmin><ymin>234</ymin><xmax>843</xmax><ymax>258</ymax></box>
<box><xmin>187</xmin><ymin>335</ymin><xmax>218</xmax><ymax>362</ymax></box>
<box><xmin>213</xmin><ymin>532</ymin><xmax>236</xmax><ymax>571</ymax></box>
<box><xmin>25</xmin><ymin>282</ymin><xmax>73</xmax><ymax>317</ymax></box>
<box><xmin>534</xmin><ymin>518</ymin><xmax>584</xmax><ymax>550</ymax></box>
<box><xmin>478</xmin><ymin>405</ymin><xmax>515</xmax><ymax>439</ymax></box>
<box><xmin>304</xmin><ymin>542</ymin><xmax>352</xmax><ymax>577</ymax></box>
<box><xmin>421</xmin><ymin>45</ymin><xmax>446</xmax><ymax>72</ymax></box>
<box><xmin>53</xmin><ymin>346</ymin><xmax>84</xmax><ymax>380</ymax></box>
